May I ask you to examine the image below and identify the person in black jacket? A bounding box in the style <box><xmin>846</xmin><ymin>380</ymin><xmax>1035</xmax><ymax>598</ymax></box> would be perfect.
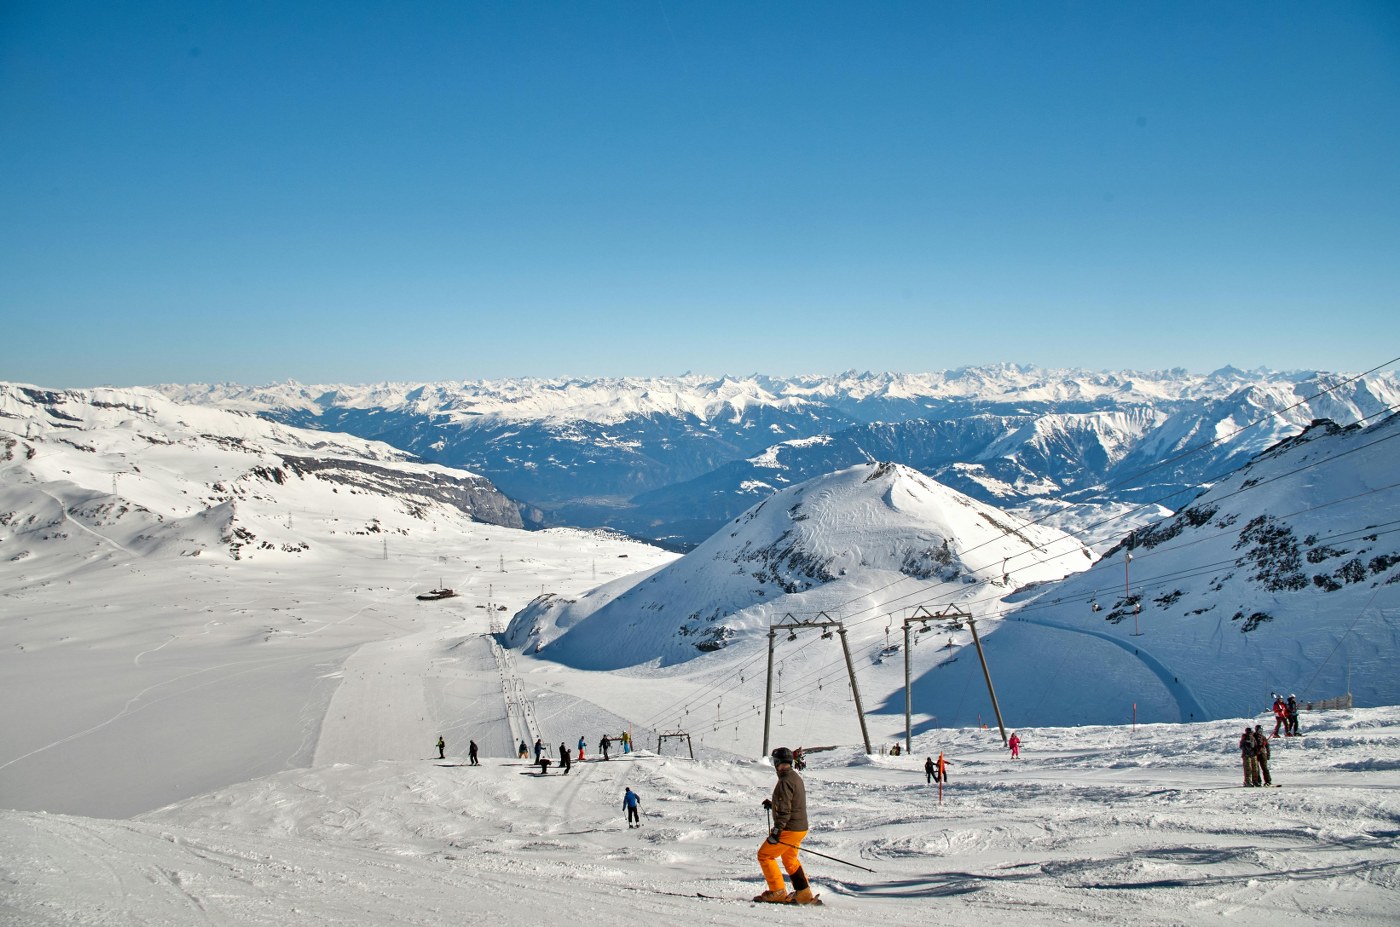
<box><xmin>468</xmin><ymin>741</ymin><xmax>479</xmax><ymax>766</ymax></box>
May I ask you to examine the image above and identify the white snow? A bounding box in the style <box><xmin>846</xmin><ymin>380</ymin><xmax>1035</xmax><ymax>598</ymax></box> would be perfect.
<box><xmin>3</xmin><ymin>384</ymin><xmax>1399</xmax><ymax>925</ymax></box>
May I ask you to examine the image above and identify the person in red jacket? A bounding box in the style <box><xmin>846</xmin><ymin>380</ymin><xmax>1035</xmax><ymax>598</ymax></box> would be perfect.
<box><xmin>1271</xmin><ymin>695</ymin><xmax>1288</xmax><ymax>738</ymax></box>
<box><xmin>1008</xmin><ymin>732</ymin><xmax>1022</xmax><ymax>759</ymax></box>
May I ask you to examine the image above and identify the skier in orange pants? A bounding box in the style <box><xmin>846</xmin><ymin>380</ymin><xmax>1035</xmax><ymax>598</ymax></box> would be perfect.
<box><xmin>755</xmin><ymin>746</ymin><xmax>817</xmax><ymax>904</ymax></box>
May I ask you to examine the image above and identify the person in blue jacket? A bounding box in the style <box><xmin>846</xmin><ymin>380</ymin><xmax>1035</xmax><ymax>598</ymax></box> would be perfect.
<box><xmin>623</xmin><ymin>787</ymin><xmax>641</xmax><ymax>828</ymax></box>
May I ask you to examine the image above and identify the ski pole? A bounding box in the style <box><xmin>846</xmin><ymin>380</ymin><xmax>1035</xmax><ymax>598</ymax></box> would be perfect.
<box><xmin>777</xmin><ymin>840</ymin><xmax>876</xmax><ymax>874</ymax></box>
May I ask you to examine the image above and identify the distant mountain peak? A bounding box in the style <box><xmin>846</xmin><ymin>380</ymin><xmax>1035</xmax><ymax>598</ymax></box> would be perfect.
<box><xmin>504</xmin><ymin>461</ymin><xmax>1090</xmax><ymax>670</ymax></box>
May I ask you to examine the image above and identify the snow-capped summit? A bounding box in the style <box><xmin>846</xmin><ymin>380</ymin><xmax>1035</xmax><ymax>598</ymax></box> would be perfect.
<box><xmin>504</xmin><ymin>462</ymin><xmax>1091</xmax><ymax>669</ymax></box>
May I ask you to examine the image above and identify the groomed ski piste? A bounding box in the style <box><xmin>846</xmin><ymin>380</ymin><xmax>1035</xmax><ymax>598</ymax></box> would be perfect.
<box><xmin>4</xmin><ymin>699</ymin><xmax>1399</xmax><ymax>925</ymax></box>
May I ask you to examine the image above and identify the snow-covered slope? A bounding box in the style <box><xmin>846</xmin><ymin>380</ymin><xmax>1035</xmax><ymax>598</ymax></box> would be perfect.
<box><xmin>4</xmin><ymin>707</ymin><xmax>1399</xmax><ymax>926</ymax></box>
<box><xmin>505</xmin><ymin>462</ymin><xmax>1091</xmax><ymax>669</ymax></box>
<box><xmin>0</xmin><ymin>382</ymin><xmax>523</xmax><ymax>571</ymax></box>
<box><xmin>903</xmin><ymin>414</ymin><xmax>1400</xmax><ymax>728</ymax></box>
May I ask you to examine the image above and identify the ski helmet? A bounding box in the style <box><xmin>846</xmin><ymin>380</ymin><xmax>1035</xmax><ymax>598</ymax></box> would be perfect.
<box><xmin>771</xmin><ymin>747</ymin><xmax>794</xmax><ymax>766</ymax></box>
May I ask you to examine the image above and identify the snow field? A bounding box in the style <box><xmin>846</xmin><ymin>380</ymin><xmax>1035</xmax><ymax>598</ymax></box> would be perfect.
<box><xmin>4</xmin><ymin>708</ymin><xmax>1398</xmax><ymax>926</ymax></box>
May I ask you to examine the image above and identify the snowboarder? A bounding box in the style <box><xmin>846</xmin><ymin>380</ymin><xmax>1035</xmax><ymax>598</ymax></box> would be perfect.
<box><xmin>600</xmin><ymin>734</ymin><xmax>612</xmax><ymax>761</ymax></box>
<box><xmin>924</xmin><ymin>756</ymin><xmax>936</xmax><ymax>784</ymax></box>
<box><xmin>623</xmin><ymin>787</ymin><xmax>641</xmax><ymax>827</ymax></box>
<box><xmin>436</xmin><ymin>736</ymin><xmax>446</xmax><ymax>760</ymax></box>
<box><xmin>792</xmin><ymin>747</ymin><xmax>806</xmax><ymax>771</ymax></box>
<box><xmin>621</xmin><ymin>731</ymin><xmax>631</xmax><ymax>754</ymax></box>
<box><xmin>1008</xmin><ymin>732</ymin><xmax>1022</xmax><ymax>760</ymax></box>
<box><xmin>518</xmin><ymin>740</ymin><xmax>528</xmax><ymax>759</ymax></box>
<box><xmin>468</xmin><ymin>741</ymin><xmax>479</xmax><ymax>766</ymax></box>
<box><xmin>577</xmin><ymin>735</ymin><xmax>587</xmax><ymax>761</ymax></box>
<box><xmin>1254</xmin><ymin>725</ymin><xmax>1273</xmax><ymax>786</ymax></box>
<box><xmin>1239</xmin><ymin>726</ymin><xmax>1259</xmax><ymax>786</ymax></box>
<box><xmin>936</xmin><ymin>752</ymin><xmax>949</xmax><ymax>784</ymax></box>
<box><xmin>1271</xmin><ymin>694</ymin><xmax>1288</xmax><ymax>738</ymax></box>
<box><xmin>754</xmin><ymin>746</ymin><xmax>817</xmax><ymax>904</ymax></box>
<box><xmin>1287</xmin><ymin>694</ymin><xmax>1301</xmax><ymax>736</ymax></box>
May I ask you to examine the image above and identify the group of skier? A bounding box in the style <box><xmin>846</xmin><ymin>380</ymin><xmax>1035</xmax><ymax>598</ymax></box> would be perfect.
<box><xmin>492</xmin><ymin>733</ymin><xmax>630</xmax><ymax>771</ymax></box>
<box><xmin>1239</xmin><ymin>724</ymin><xmax>1277</xmax><ymax>786</ymax></box>
<box><xmin>1239</xmin><ymin>694</ymin><xmax>1303</xmax><ymax>787</ymax></box>
<box><xmin>1271</xmin><ymin>693</ymin><xmax>1302</xmax><ymax>737</ymax></box>
<box><xmin>434</xmin><ymin>737</ymin><xmax>479</xmax><ymax>765</ymax></box>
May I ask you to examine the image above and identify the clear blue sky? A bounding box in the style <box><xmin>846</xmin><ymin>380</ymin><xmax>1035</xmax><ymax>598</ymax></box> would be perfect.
<box><xmin>2</xmin><ymin>1</ymin><xmax>1398</xmax><ymax>386</ymax></box>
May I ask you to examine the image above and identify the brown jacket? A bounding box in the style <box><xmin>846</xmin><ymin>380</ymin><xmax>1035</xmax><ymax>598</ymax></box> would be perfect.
<box><xmin>770</xmin><ymin>766</ymin><xmax>808</xmax><ymax>833</ymax></box>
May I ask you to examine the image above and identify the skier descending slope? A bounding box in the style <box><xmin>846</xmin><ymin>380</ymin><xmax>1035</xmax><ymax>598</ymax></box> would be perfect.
<box><xmin>755</xmin><ymin>747</ymin><xmax>818</xmax><ymax>904</ymax></box>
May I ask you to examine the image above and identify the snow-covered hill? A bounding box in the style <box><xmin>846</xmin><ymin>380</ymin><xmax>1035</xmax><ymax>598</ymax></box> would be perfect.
<box><xmin>505</xmin><ymin>462</ymin><xmax>1091</xmax><ymax>669</ymax></box>
<box><xmin>0</xmin><ymin>382</ymin><xmax>523</xmax><ymax>571</ymax></box>
<box><xmin>0</xmin><ymin>382</ymin><xmax>682</xmax><ymax>816</ymax></box>
<box><xmin>157</xmin><ymin>366</ymin><xmax>1400</xmax><ymax>547</ymax></box>
<box><xmin>898</xmin><ymin>414</ymin><xmax>1400</xmax><ymax>728</ymax></box>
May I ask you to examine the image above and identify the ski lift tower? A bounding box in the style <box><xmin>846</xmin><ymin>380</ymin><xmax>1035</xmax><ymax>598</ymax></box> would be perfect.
<box><xmin>904</xmin><ymin>604</ymin><xmax>1008</xmax><ymax>751</ymax></box>
<box><xmin>657</xmin><ymin>731</ymin><xmax>694</xmax><ymax>759</ymax></box>
<box><xmin>762</xmin><ymin>613</ymin><xmax>872</xmax><ymax>758</ymax></box>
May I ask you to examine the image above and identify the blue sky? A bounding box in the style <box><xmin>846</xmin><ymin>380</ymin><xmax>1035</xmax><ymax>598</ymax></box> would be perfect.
<box><xmin>2</xmin><ymin>1</ymin><xmax>1398</xmax><ymax>386</ymax></box>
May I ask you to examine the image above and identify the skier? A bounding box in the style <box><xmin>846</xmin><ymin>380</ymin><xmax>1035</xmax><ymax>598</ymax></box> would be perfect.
<box><xmin>436</xmin><ymin>736</ymin><xmax>446</xmax><ymax>760</ymax></box>
<box><xmin>621</xmin><ymin>731</ymin><xmax>631</xmax><ymax>754</ymax></box>
<box><xmin>1271</xmin><ymin>694</ymin><xmax>1288</xmax><ymax>738</ymax></box>
<box><xmin>924</xmin><ymin>756</ymin><xmax>936</xmax><ymax>784</ymax></box>
<box><xmin>792</xmin><ymin>747</ymin><xmax>806</xmax><ymax>771</ymax></box>
<box><xmin>578</xmin><ymin>735</ymin><xmax>587</xmax><ymax>761</ymax></box>
<box><xmin>756</xmin><ymin>746</ymin><xmax>816</xmax><ymax>904</ymax></box>
<box><xmin>600</xmin><ymin>734</ymin><xmax>612</xmax><ymax>761</ymax></box>
<box><xmin>1008</xmin><ymin>732</ymin><xmax>1021</xmax><ymax>760</ymax></box>
<box><xmin>468</xmin><ymin>740</ymin><xmax>479</xmax><ymax>766</ymax></box>
<box><xmin>1239</xmin><ymin>726</ymin><xmax>1259</xmax><ymax>786</ymax></box>
<box><xmin>1286</xmin><ymin>694</ymin><xmax>1301</xmax><ymax>736</ymax></box>
<box><xmin>1254</xmin><ymin>725</ymin><xmax>1273</xmax><ymax>786</ymax></box>
<box><xmin>538</xmin><ymin>754</ymin><xmax>551</xmax><ymax>775</ymax></box>
<box><xmin>936</xmin><ymin>752</ymin><xmax>949</xmax><ymax>784</ymax></box>
<box><xmin>518</xmin><ymin>740</ymin><xmax>528</xmax><ymax>759</ymax></box>
<box><xmin>623</xmin><ymin>787</ymin><xmax>641</xmax><ymax>828</ymax></box>
<box><xmin>534</xmin><ymin>738</ymin><xmax>544</xmax><ymax>762</ymax></box>
<box><xmin>560</xmin><ymin>743</ymin><xmax>571</xmax><ymax>775</ymax></box>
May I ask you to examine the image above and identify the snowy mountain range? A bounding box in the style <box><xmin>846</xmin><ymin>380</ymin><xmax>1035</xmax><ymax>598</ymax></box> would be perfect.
<box><xmin>895</xmin><ymin>413</ymin><xmax>1400</xmax><ymax>728</ymax></box>
<box><xmin>496</xmin><ymin>407</ymin><xmax>1399</xmax><ymax>729</ymax></box>
<box><xmin>159</xmin><ymin>366</ymin><xmax>1400</xmax><ymax>547</ymax></box>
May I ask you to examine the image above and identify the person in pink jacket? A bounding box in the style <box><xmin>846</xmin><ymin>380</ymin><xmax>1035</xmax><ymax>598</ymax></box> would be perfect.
<box><xmin>1008</xmin><ymin>732</ymin><xmax>1022</xmax><ymax>759</ymax></box>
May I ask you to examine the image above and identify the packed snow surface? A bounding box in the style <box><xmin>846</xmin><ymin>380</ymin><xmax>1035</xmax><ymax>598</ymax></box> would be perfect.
<box><xmin>4</xmin><ymin>705</ymin><xmax>1399</xmax><ymax>926</ymax></box>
